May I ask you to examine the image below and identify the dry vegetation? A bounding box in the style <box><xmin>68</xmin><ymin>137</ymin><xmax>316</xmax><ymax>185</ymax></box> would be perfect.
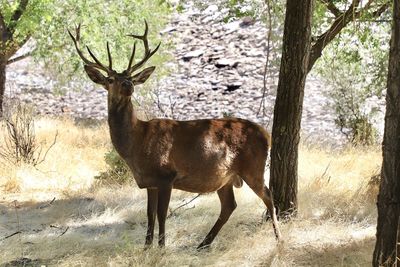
<box><xmin>0</xmin><ymin>117</ymin><xmax>381</xmax><ymax>266</ymax></box>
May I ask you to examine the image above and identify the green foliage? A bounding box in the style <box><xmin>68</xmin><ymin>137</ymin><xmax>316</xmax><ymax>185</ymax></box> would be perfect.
<box><xmin>33</xmin><ymin>0</ymin><xmax>172</xmax><ymax>87</ymax></box>
<box><xmin>1</xmin><ymin>0</ymin><xmax>172</xmax><ymax>90</ymax></box>
<box><xmin>0</xmin><ymin>0</ymin><xmax>52</xmax><ymax>56</ymax></box>
<box><xmin>312</xmin><ymin>0</ymin><xmax>390</xmax><ymax>145</ymax></box>
<box><xmin>316</xmin><ymin>39</ymin><xmax>386</xmax><ymax>145</ymax></box>
<box><xmin>95</xmin><ymin>148</ymin><xmax>131</xmax><ymax>185</ymax></box>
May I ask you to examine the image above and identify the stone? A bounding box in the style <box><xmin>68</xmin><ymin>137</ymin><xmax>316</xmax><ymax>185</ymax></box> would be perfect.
<box><xmin>182</xmin><ymin>49</ymin><xmax>205</xmax><ymax>61</ymax></box>
<box><xmin>215</xmin><ymin>58</ymin><xmax>239</xmax><ymax>68</ymax></box>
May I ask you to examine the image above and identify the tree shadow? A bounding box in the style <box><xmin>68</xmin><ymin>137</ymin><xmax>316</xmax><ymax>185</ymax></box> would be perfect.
<box><xmin>261</xmin><ymin>236</ymin><xmax>375</xmax><ymax>267</ymax></box>
<box><xmin>0</xmin><ymin>196</ymin><xmax>147</xmax><ymax>265</ymax></box>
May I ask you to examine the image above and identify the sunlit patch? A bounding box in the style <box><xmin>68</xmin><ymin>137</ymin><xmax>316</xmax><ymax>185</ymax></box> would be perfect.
<box><xmin>0</xmin><ymin>118</ymin><xmax>382</xmax><ymax>266</ymax></box>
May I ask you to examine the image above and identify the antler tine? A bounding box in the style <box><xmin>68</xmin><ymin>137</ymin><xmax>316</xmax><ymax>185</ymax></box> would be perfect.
<box><xmin>68</xmin><ymin>24</ymin><xmax>111</xmax><ymax>74</ymax></box>
<box><xmin>129</xmin><ymin>42</ymin><xmax>160</xmax><ymax>72</ymax></box>
<box><xmin>127</xmin><ymin>42</ymin><xmax>137</xmax><ymax>70</ymax></box>
<box><xmin>107</xmin><ymin>42</ymin><xmax>113</xmax><ymax>70</ymax></box>
<box><xmin>126</xmin><ymin>19</ymin><xmax>160</xmax><ymax>74</ymax></box>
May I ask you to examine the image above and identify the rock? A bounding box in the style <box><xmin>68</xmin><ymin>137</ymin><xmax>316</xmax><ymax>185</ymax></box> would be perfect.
<box><xmin>225</xmin><ymin>82</ymin><xmax>242</xmax><ymax>92</ymax></box>
<box><xmin>240</xmin><ymin>16</ymin><xmax>256</xmax><ymax>27</ymax></box>
<box><xmin>182</xmin><ymin>49</ymin><xmax>205</xmax><ymax>61</ymax></box>
<box><xmin>203</xmin><ymin>5</ymin><xmax>218</xmax><ymax>14</ymax></box>
<box><xmin>160</xmin><ymin>26</ymin><xmax>177</xmax><ymax>34</ymax></box>
<box><xmin>215</xmin><ymin>58</ymin><xmax>239</xmax><ymax>68</ymax></box>
<box><xmin>223</xmin><ymin>21</ymin><xmax>241</xmax><ymax>34</ymax></box>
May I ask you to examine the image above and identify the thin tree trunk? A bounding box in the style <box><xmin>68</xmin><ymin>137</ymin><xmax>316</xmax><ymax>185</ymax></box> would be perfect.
<box><xmin>373</xmin><ymin>1</ymin><xmax>400</xmax><ymax>266</ymax></box>
<box><xmin>269</xmin><ymin>0</ymin><xmax>313</xmax><ymax>216</ymax></box>
<box><xmin>0</xmin><ymin>60</ymin><xmax>6</xmax><ymax>116</ymax></box>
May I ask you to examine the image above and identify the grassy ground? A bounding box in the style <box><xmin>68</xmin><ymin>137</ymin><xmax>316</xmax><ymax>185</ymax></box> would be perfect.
<box><xmin>0</xmin><ymin>117</ymin><xmax>381</xmax><ymax>266</ymax></box>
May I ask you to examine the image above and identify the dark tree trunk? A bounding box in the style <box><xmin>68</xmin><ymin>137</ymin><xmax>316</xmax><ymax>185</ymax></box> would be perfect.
<box><xmin>373</xmin><ymin>1</ymin><xmax>400</xmax><ymax>266</ymax></box>
<box><xmin>269</xmin><ymin>0</ymin><xmax>313</xmax><ymax>216</ymax></box>
<box><xmin>0</xmin><ymin>60</ymin><xmax>6</xmax><ymax>116</ymax></box>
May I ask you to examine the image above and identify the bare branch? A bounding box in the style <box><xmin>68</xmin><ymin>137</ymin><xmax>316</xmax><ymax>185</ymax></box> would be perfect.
<box><xmin>167</xmin><ymin>194</ymin><xmax>201</xmax><ymax>218</ymax></box>
<box><xmin>7</xmin><ymin>52</ymin><xmax>31</xmax><ymax>64</ymax></box>
<box><xmin>258</xmin><ymin>0</ymin><xmax>273</xmax><ymax>117</ymax></box>
<box><xmin>38</xmin><ymin>197</ymin><xmax>56</xmax><ymax>209</ymax></box>
<box><xmin>1</xmin><ymin>231</ymin><xmax>21</xmax><ymax>241</ymax></box>
<box><xmin>319</xmin><ymin>0</ymin><xmax>342</xmax><ymax>17</ymax></box>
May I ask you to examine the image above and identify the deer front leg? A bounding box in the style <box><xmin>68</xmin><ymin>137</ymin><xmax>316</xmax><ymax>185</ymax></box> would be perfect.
<box><xmin>145</xmin><ymin>188</ymin><xmax>158</xmax><ymax>248</ymax></box>
<box><xmin>157</xmin><ymin>185</ymin><xmax>172</xmax><ymax>247</ymax></box>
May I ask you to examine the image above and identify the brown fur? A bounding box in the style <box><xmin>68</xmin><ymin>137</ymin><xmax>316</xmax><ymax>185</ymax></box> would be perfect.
<box><xmin>69</xmin><ymin>23</ymin><xmax>281</xmax><ymax>249</ymax></box>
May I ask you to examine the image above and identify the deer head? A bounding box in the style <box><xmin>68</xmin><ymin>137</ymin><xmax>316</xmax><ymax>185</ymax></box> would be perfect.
<box><xmin>68</xmin><ymin>21</ymin><xmax>160</xmax><ymax>101</ymax></box>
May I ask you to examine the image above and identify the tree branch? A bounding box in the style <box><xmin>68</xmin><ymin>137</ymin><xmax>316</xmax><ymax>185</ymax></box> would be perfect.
<box><xmin>9</xmin><ymin>0</ymin><xmax>29</xmax><ymax>34</ymax></box>
<box><xmin>308</xmin><ymin>0</ymin><xmax>389</xmax><ymax>72</ymax></box>
<box><xmin>0</xmin><ymin>12</ymin><xmax>6</xmax><ymax>37</ymax></box>
<box><xmin>7</xmin><ymin>52</ymin><xmax>31</xmax><ymax>64</ymax></box>
<box><xmin>319</xmin><ymin>0</ymin><xmax>342</xmax><ymax>17</ymax></box>
<box><xmin>11</xmin><ymin>0</ymin><xmax>29</xmax><ymax>23</ymax></box>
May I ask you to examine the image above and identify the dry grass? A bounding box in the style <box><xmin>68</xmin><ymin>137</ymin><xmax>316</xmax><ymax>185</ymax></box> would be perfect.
<box><xmin>0</xmin><ymin>117</ymin><xmax>381</xmax><ymax>266</ymax></box>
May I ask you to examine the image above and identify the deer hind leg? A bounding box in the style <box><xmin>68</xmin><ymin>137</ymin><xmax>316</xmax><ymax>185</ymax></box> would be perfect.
<box><xmin>145</xmin><ymin>188</ymin><xmax>158</xmax><ymax>248</ymax></box>
<box><xmin>245</xmin><ymin>178</ymin><xmax>281</xmax><ymax>240</ymax></box>
<box><xmin>197</xmin><ymin>184</ymin><xmax>237</xmax><ymax>250</ymax></box>
<box><xmin>157</xmin><ymin>185</ymin><xmax>172</xmax><ymax>247</ymax></box>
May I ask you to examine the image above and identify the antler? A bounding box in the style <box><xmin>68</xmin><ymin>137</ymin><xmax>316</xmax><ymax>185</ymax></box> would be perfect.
<box><xmin>68</xmin><ymin>24</ymin><xmax>113</xmax><ymax>74</ymax></box>
<box><xmin>126</xmin><ymin>20</ymin><xmax>161</xmax><ymax>74</ymax></box>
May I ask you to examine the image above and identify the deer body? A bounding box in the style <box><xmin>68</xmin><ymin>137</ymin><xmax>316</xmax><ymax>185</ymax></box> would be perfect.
<box><xmin>69</xmin><ymin>21</ymin><xmax>281</xmax><ymax>249</ymax></box>
<box><xmin>109</xmin><ymin>101</ymin><xmax>269</xmax><ymax>193</ymax></box>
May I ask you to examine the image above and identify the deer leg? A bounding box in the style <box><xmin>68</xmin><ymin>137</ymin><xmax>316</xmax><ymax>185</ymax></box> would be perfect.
<box><xmin>262</xmin><ymin>186</ymin><xmax>282</xmax><ymax>240</ymax></box>
<box><xmin>145</xmin><ymin>188</ymin><xmax>158</xmax><ymax>248</ymax></box>
<box><xmin>197</xmin><ymin>184</ymin><xmax>236</xmax><ymax>250</ymax></box>
<box><xmin>246</xmin><ymin>180</ymin><xmax>281</xmax><ymax>240</ymax></box>
<box><xmin>157</xmin><ymin>185</ymin><xmax>172</xmax><ymax>247</ymax></box>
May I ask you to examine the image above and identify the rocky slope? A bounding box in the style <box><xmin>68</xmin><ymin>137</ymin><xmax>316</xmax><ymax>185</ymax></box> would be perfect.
<box><xmin>5</xmin><ymin>3</ymin><xmax>362</xmax><ymax>144</ymax></box>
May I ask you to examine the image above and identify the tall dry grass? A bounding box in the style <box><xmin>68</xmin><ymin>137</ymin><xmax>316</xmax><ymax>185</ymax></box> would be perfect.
<box><xmin>0</xmin><ymin>117</ymin><xmax>381</xmax><ymax>266</ymax></box>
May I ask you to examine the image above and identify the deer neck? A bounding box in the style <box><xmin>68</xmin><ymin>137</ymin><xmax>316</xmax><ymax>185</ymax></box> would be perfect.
<box><xmin>107</xmin><ymin>97</ymin><xmax>139</xmax><ymax>159</ymax></box>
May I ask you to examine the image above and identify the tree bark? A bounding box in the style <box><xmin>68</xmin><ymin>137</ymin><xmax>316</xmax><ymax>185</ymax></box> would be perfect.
<box><xmin>373</xmin><ymin>1</ymin><xmax>400</xmax><ymax>266</ymax></box>
<box><xmin>269</xmin><ymin>0</ymin><xmax>313</xmax><ymax>216</ymax></box>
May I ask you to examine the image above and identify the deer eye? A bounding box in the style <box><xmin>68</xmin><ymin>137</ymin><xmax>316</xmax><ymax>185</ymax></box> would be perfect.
<box><xmin>107</xmin><ymin>78</ymin><xmax>114</xmax><ymax>84</ymax></box>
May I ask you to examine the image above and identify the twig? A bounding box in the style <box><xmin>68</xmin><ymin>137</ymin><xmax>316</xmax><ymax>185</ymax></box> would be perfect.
<box><xmin>35</xmin><ymin>130</ymin><xmax>58</xmax><ymax>166</ymax></box>
<box><xmin>257</xmin><ymin>0</ymin><xmax>273</xmax><ymax>117</ymax></box>
<box><xmin>167</xmin><ymin>194</ymin><xmax>201</xmax><ymax>218</ymax></box>
<box><xmin>50</xmin><ymin>224</ymin><xmax>70</xmax><ymax>236</ymax></box>
<box><xmin>13</xmin><ymin>200</ymin><xmax>23</xmax><ymax>258</ymax></box>
<box><xmin>38</xmin><ymin>197</ymin><xmax>56</xmax><ymax>209</ymax></box>
<box><xmin>58</xmin><ymin>227</ymin><xmax>69</xmax><ymax>237</ymax></box>
<box><xmin>1</xmin><ymin>231</ymin><xmax>21</xmax><ymax>241</ymax></box>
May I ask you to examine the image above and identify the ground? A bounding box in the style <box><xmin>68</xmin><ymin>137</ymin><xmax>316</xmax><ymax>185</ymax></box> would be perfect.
<box><xmin>0</xmin><ymin>117</ymin><xmax>380</xmax><ymax>266</ymax></box>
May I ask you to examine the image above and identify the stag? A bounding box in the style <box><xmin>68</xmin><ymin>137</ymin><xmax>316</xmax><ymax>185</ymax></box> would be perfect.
<box><xmin>68</xmin><ymin>21</ymin><xmax>281</xmax><ymax>249</ymax></box>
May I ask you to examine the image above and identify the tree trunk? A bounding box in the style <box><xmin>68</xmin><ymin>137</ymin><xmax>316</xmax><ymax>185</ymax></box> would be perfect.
<box><xmin>0</xmin><ymin>60</ymin><xmax>6</xmax><ymax>116</ymax></box>
<box><xmin>373</xmin><ymin>1</ymin><xmax>400</xmax><ymax>266</ymax></box>
<box><xmin>269</xmin><ymin>0</ymin><xmax>313</xmax><ymax>217</ymax></box>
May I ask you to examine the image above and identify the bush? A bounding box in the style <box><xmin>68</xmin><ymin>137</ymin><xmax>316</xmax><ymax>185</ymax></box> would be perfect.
<box><xmin>0</xmin><ymin>102</ymin><xmax>57</xmax><ymax>166</ymax></box>
<box><xmin>95</xmin><ymin>148</ymin><xmax>131</xmax><ymax>185</ymax></box>
<box><xmin>317</xmin><ymin>45</ymin><xmax>384</xmax><ymax>146</ymax></box>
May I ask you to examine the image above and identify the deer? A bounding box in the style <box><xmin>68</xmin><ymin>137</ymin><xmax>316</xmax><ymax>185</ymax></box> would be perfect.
<box><xmin>68</xmin><ymin>21</ymin><xmax>281</xmax><ymax>250</ymax></box>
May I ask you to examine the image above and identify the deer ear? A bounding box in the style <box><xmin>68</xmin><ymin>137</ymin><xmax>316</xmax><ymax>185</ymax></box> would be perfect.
<box><xmin>131</xmin><ymin>66</ymin><xmax>156</xmax><ymax>85</ymax></box>
<box><xmin>84</xmin><ymin>65</ymin><xmax>107</xmax><ymax>85</ymax></box>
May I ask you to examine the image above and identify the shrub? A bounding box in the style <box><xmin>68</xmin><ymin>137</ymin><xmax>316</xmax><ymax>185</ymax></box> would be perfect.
<box><xmin>0</xmin><ymin>102</ymin><xmax>57</xmax><ymax>166</ymax></box>
<box><xmin>95</xmin><ymin>148</ymin><xmax>131</xmax><ymax>185</ymax></box>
